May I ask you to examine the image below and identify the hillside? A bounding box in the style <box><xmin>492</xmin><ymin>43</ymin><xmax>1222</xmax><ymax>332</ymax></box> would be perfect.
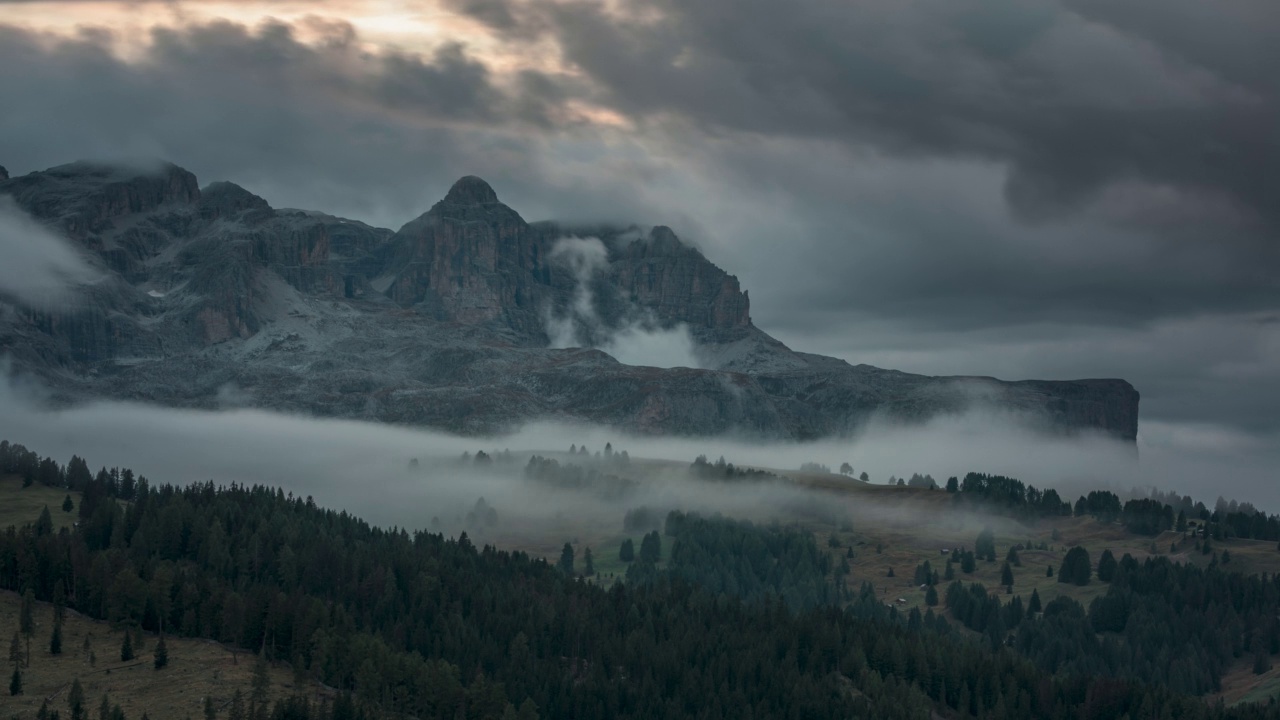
<box><xmin>0</xmin><ymin>161</ymin><xmax>1139</xmax><ymax>440</ymax></box>
<box><xmin>9</xmin><ymin>439</ymin><xmax>1280</xmax><ymax>717</ymax></box>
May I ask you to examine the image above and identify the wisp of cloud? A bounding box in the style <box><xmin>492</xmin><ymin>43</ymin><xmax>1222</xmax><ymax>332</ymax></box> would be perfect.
<box><xmin>544</xmin><ymin>235</ymin><xmax>701</xmax><ymax>369</ymax></box>
<box><xmin>0</xmin><ymin>197</ymin><xmax>99</xmax><ymax>308</ymax></box>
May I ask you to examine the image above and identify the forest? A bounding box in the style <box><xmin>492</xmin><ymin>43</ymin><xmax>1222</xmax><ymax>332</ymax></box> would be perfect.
<box><xmin>4</xmin><ymin>439</ymin><xmax>1280</xmax><ymax>719</ymax></box>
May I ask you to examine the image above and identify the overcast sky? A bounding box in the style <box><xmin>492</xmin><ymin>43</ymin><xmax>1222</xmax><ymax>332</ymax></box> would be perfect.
<box><xmin>1</xmin><ymin>0</ymin><xmax>1277</xmax><ymax>456</ymax></box>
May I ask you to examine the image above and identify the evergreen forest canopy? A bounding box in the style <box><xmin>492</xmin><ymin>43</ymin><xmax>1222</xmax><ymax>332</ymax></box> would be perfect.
<box><xmin>4</xmin><ymin>440</ymin><xmax>1280</xmax><ymax>719</ymax></box>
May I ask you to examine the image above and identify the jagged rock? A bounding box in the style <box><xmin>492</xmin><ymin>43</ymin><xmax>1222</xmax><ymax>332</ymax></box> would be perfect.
<box><xmin>0</xmin><ymin>161</ymin><xmax>1141</xmax><ymax>441</ymax></box>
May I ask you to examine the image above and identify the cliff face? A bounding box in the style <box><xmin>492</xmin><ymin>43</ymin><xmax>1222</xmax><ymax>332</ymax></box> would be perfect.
<box><xmin>0</xmin><ymin>161</ymin><xmax>1141</xmax><ymax>441</ymax></box>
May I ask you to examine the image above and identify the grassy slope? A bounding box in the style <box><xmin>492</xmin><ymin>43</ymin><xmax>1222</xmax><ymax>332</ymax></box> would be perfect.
<box><xmin>0</xmin><ymin>475</ymin><xmax>78</xmax><ymax>533</ymax></box>
<box><xmin>0</xmin><ymin>591</ymin><xmax>312</xmax><ymax>719</ymax></box>
<box><xmin>0</xmin><ymin>475</ymin><xmax>321</xmax><ymax>718</ymax></box>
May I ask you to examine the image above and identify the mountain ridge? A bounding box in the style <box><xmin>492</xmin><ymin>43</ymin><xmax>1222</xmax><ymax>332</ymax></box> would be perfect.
<box><xmin>0</xmin><ymin>161</ymin><xmax>1139</xmax><ymax>440</ymax></box>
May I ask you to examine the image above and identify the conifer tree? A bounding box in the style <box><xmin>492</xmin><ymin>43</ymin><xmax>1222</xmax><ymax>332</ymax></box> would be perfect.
<box><xmin>228</xmin><ymin>689</ymin><xmax>246</xmax><ymax>720</ymax></box>
<box><xmin>583</xmin><ymin>547</ymin><xmax>595</xmax><ymax>577</ymax></box>
<box><xmin>1097</xmin><ymin>549</ymin><xmax>1117</xmax><ymax>582</ymax></box>
<box><xmin>8</xmin><ymin>631</ymin><xmax>21</xmax><ymax>667</ymax></box>
<box><xmin>20</xmin><ymin>588</ymin><xmax>34</xmax><ymax>667</ymax></box>
<box><xmin>50</xmin><ymin>620</ymin><xmax>63</xmax><ymax>655</ymax></box>
<box><xmin>9</xmin><ymin>665</ymin><xmax>20</xmax><ymax>696</ymax></box>
<box><xmin>251</xmin><ymin>654</ymin><xmax>271</xmax><ymax>718</ymax></box>
<box><xmin>69</xmin><ymin>678</ymin><xmax>86</xmax><ymax>720</ymax></box>
<box><xmin>120</xmin><ymin>632</ymin><xmax>134</xmax><ymax>662</ymax></box>
<box><xmin>154</xmin><ymin>634</ymin><xmax>168</xmax><ymax>669</ymax></box>
<box><xmin>558</xmin><ymin>543</ymin><xmax>575</xmax><ymax>574</ymax></box>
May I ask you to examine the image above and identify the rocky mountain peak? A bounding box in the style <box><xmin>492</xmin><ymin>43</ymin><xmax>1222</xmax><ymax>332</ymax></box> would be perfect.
<box><xmin>200</xmin><ymin>181</ymin><xmax>271</xmax><ymax>217</ymax></box>
<box><xmin>442</xmin><ymin>175</ymin><xmax>499</xmax><ymax>206</ymax></box>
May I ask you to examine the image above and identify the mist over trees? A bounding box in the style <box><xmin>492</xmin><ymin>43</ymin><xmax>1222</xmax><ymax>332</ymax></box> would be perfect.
<box><xmin>5</xmin><ymin>439</ymin><xmax>1280</xmax><ymax>718</ymax></box>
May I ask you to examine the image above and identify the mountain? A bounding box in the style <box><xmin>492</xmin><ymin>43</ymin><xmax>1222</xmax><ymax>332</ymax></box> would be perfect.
<box><xmin>0</xmin><ymin>161</ymin><xmax>1139</xmax><ymax>440</ymax></box>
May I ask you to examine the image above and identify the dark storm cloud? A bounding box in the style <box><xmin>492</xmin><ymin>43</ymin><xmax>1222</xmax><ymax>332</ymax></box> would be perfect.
<box><xmin>0</xmin><ymin>18</ymin><xmax>603</xmax><ymax>223</ymax></box>
<box><xmin>452</xmin><ymin>0</ymin><xmax>1277</xmax><ymax>225</ymax></box>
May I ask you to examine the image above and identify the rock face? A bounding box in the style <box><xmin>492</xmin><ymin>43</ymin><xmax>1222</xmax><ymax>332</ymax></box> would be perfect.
<box><xmin>0</xmin><ymin>161</ymin><xmax>1140</xmax><ymax>441</ymax></box>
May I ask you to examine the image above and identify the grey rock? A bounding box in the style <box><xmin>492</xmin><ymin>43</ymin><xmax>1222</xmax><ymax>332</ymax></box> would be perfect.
<box><xmin>0</xmin><ymin>160</ymin><xmax>1140</xmax><ymax>441</ymax></box>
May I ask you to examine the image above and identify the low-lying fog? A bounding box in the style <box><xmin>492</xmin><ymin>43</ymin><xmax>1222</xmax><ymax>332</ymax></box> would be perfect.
<box><xmin>2</xmin><ymin>379</ymin><xmax>1277</xmax><ymax>550</ymax></box>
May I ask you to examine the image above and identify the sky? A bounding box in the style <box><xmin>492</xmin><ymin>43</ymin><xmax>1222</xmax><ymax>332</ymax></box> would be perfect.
<box><xmin>0</xmin><ymin>0</ymin><xmax>1277</xmax><ymax>464</ymax></box>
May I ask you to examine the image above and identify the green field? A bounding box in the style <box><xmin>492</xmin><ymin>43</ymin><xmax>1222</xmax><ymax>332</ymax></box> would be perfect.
<box><xmin>0</xmin><ymin>473</ymin><xmax>79</xmax><ymax>532</ymax></box>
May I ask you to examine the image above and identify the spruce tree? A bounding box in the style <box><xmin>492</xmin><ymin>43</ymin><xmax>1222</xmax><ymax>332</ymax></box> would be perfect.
<box><xmin>251</xmin><ymin>654</ymin><xmax>270</xmax><ymax>712</ymax></box>
<box><xmin>558</xmin><ymin>543</ymin><xmax>575</xmax><ymax>574</ymax></box>
<box><xmin>50</xmin><ymin>621</ymin><xmax>63</xmax><ymax>655</ymax></box>
<box><xmin>62</xmin><ymin>495</ymin><xmax>74</xmax><ymax>513</ymax></box>
<box><xmin>1028</xmin><ymin>588</ymin><xmax>1042</xmax><ymax>614</ymax></box>
<box><xmin>9</xmin><ymin>665</ymin><xmax>20</xmax><ymax>695</ymax></box>
<box><xmin>1097</xmin><ymin>549</ymin><xmax>1117</xmax><ymax>582</ymax></box>
<box><xmin>8</xmin><ymin>631</ymin><xmax>21</xmax><ymax>667</ymax></box>
<box><xmin>120</xmin><ymin>632</ymin><xmax>134</xmax><ymax>662</ymax></box>
<box><xmin>20</xmin><ymin>588</ymin><xmax>34</xmax><ymax>667</ymax></box>
<box><xmin>583</xmin><ymin>547</ymin><xmax>595</xmax><ymax>577</ymax></box>
<box><xmin>228</xmin><ymin>690</ymin><xmax>246</xmax><ymax>720</ymax></box>
<box><xmin>1000</xmin><ymin>562</ymin><xmax>1014</xmax><ymax>588</ymax></box>
<box><xmin>69</xmin><ymin>678</ymin><xmax>86</xmax><ymax>720</ymax></box>
<box><xmin>154</xmin><ymin>634</ymin><xmax>168</xmax><ymax>669</ymax></box>
<box><xmin>619</xmin><ymin>539</ymin><xmax>634</xmax><ymax>562</ymax></box>
<box><xmin>925</xmin><ymin>585</ymin><xmax>938</xmax><ymax>606</ymax></box>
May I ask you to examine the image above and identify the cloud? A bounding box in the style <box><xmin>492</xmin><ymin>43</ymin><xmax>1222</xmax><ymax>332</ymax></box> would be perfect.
<box><xmin>544</xmin><ymin>236</ymin><xmax>701</xmax><ymax>369</ymax></box>
<box><xmin>0</xmin><ymin>197</ymin><xmax>99</xmax><ymax>307</ymax></box>
<box><xmin>454</xmin><ymin>0</ymin><xmax>1278</xmax><ymax>226</ymax></box>
<box><xmin>3</xmin><ymin>376</ymin><xmax>1280</xmax><ymax>542</ymax></box>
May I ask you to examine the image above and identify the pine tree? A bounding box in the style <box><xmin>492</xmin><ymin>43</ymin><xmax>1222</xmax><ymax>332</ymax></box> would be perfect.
<box><xmin>205</xmin><ymin>694</ymin><xmax>217</xmax><ymax>720</ymax></box>
<box><xmin>251</xmin><ymin>654</ymin><xmax>270</xmax><ymax>717</ymax></box>
<box><xmin>9</xmin><ymin>665</ymin><xmax>20</xmax><ymax>695</ymax></box>
<box><xmin>1005</xmin><ymin>546</ymin><xmax>1021</xmax><ymax>567</ymax></box>
<box><xmin>1000</xmin><ymin>562</ymin><xmax>1014</xmax><ymax>588</ymax></box>
<box><xmin>120</xmin><ymin>632</ymin><xmax>134</xmax><ymax>662</ymax></box>
<box><xmin>1028</xmin><ymin>588</ymin><xmax>1042</xmax><ymax>614</ymax></box>
<box><xmin>1059</xmin><ymin>546</ymin><xmax>1091</xmax><ymax>586</ymax></box>
<box><xmin>619</xmin><ymin>539</ymin><xmax>634</xmax><ymax>562</ymax></box>
<box><xmin>62</xmin><ymin>494</ymin><xmax>74</xmax><ymax>512</ymax></box>
<box><xmin>228</xmin><ymin>690</ymin><xmax>246</xmax><ymax>720</ymax></box>
<box><xmin>51</xmin><ymin>621</ymin><xmax>63</xmax><ymax>655</ymax></box>
<box><xmin>583</xmin><ymin>547</ymin><xmax>595</xmax><ymax>577</ymax></box>
<box><xmin>558</xmin><ymin>543</ymin><xmax>575</xmax><ymax>574</ymax></box>
<box><xmin>69</xmin><ymin>678</ymin><xmax>86</xmax><ymax>720</ymax></box>
<box><xmin>1097</xmin><ymin>549</ymin><xmax>1117</xmax><ymax>582</ymax></box>
<box><xmin>925</xmin><ymin>585</ymin><xmax>938</xmax><ymax>606</ymax></box>
<box><xmin>20</xmin><ymin>588</ymin><xmax>35</xmax><ymax>667</ymax></box>
<box><xmin>154</xmin><ymin>634</ymin><xmax>168</xmax><ymax>669</ymax></box>
<box><xmin>1046</xmin><ymin>564</ymin><xmax>1054</xmax><ymax>578</ymax></box>
<box><xmin>8</xmin><ymin>631</ymin><xmax>21</xmax><ymax>667</ymax></box>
